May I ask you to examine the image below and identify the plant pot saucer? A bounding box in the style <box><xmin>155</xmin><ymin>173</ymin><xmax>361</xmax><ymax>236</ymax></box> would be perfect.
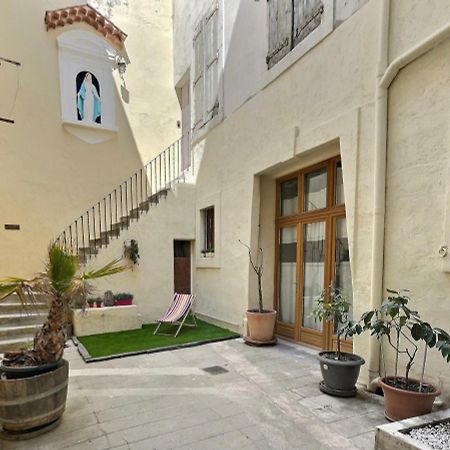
<box><xmin>319</xmin><ymin>380</ymin><xmax>357</xmax><ymax>397</ymax></box>
<box><xmin>243</xmin><ymin>336</ymin><xmax>277</xmax><ymax>346</ymax></box>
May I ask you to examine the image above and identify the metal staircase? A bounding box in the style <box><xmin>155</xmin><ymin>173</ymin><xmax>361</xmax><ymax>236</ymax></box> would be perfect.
<box><xmin>56</xmin><ymin>138</ymin><xmax>192</xmax><ymax>262</ymax></box>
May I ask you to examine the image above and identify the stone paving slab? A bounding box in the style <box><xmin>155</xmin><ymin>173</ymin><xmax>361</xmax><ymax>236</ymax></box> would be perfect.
<box><xmin>0</xmin><ymin>339</ymin><xmax>387</xmax><ymax>450</ymax></box>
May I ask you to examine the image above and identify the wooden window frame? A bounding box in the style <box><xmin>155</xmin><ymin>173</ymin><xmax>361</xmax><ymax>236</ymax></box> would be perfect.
<box><xmin>201</xmin><ymin>206</ymin><xmax>215</xmax><ymax>254</ymax></box>
<box><xmin>274</xmin><ymin>156</ymin><xmax>352</xmax><ymax>351</ymax></box>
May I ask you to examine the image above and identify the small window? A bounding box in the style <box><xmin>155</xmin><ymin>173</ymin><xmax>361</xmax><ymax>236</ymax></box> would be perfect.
<box><xmin>201</xmin><ymin>206</ymin><xmax>215</xmax><ymax>255</ymax></box>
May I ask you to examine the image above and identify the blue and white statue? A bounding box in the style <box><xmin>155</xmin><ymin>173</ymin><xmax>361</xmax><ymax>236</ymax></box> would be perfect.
<box><xmin>77</xmin><ymin>72</ymin><xmax>101</xmax><ymax>123</ymax></box>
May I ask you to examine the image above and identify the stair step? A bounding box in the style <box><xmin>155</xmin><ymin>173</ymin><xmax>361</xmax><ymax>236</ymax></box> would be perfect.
<box><xmin>1</xmin><ymin>293</ymin><xmax>49</xmax><ymax>305</ymax></box>
<box><xmin>148</xmin><ymin>194</ymin><xmax>160</xmax><ymax>204</ymax></box>
<box><xmin>100</xmin><ymin>229</ymin><xmax>120</xmax><ymax>241</ymax></box>
<box><xmin>90</xmin><ymin>236</ymin><xmax>109</xmax><ymax>247</ymax></box>
<box><xmin>129</xmin><ymin>209</ymin><xmax>140</xmax><ymax>219</ymax></box>
<box><xmin>0</xmin><ymin>302</ymin><xmax>48</xmax><ymax>313</ymax></box>
<box><xmin>76</xmin><ymin>254</ymin><xmax>88</xmax><ymax>264</ymax></box>
<box><xmin>0</xmin><ymin>313</ymin><xmax>47</xmax><ymax>326</ymax></box>
<box><xmin>139</xmin><ymin>201</ymin><xmax>150</xmax><ymax>212</ymax></box>
<box><xmin>0</xmin><ymin>324</ymin><xmax>41</xmax><ymax>339</ymax></box>
<box><xmin>78</xmin><ymin>246</ymin><xmax>99</xmax><ymax>255</ymax></box>
<box><xmin>0</xmin><ymin>336</ymin><xmax>34</xmax><ymax>353</ymax></box>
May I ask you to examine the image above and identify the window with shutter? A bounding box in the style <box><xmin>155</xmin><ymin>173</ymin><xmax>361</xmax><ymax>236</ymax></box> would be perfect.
<box><xmin>204</xmin><ymin>5</ymin><xmax>219</xmax><ymax>123</ymax></box>
<box><xmin>267</xmin><ymin>0</ymin><xmax>293</xmax><ymax>69</ymax></box>
<box><xmin>192</xmin><ymin>1</ymin><xmax>220</xmax><ymax>133</ymax></box>
<box><xmin>293</xmin><ymin>0</ymin><xmax>324</xmax><ymax>47</ymax></box>
<box><xmin>193</xmin><ymin>24</ymin><xmax>204</xmax><ymax>129</ymax></box>
<box><xmin>267</xmin><ymin>0</ymin><xmax>324</xmax><ymax>69</ymax></box>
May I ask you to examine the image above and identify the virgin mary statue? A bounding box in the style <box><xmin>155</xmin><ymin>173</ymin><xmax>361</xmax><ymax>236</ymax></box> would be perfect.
<box><xmin>77</xmin><ymin>72</ymin><xmax>101</xmax><ymax>123</ymax></box>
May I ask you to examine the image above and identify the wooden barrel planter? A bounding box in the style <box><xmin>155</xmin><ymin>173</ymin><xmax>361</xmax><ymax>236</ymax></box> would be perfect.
<box><xmin>0</xmin><ymin>360</ymin><xmax>68</xmax><ymax>440</ymax></box>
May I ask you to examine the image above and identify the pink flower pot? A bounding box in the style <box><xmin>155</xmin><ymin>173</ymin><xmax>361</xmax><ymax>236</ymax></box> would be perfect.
<box><xmin>114</xmin><ymin>298</ymin><xmax>133</xmax><ymax>306</ymax></box>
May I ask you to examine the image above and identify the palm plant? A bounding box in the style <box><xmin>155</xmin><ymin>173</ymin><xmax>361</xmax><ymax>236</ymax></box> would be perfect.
<box><xmin>0</xmin><ymin>244</ymin><xmax>128</xmax><ymax>367</ymax></box>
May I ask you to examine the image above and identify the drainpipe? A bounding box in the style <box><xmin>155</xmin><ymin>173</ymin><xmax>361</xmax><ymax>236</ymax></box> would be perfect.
<box><xmin>368</xmin><ymin>3</ymin><xmax>450</xmax><ymax>387</ymax></box>
<box><xmin>367</xmin><ymin>0</ymin><xmax>390</xmax><ymax>385</ymax></box>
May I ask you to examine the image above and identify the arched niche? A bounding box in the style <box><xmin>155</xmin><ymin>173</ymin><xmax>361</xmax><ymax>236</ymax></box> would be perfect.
<box><xmin>57</xmin><ymin>31</ymin><xmax>118</xmax><ymax>144</ymax></box>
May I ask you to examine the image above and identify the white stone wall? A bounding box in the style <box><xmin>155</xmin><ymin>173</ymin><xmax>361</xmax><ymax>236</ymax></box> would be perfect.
<box><xmin>384</xmin><ymin>37</ymin><xmax>450</xmax><ymax>396</ymax></box>
<box><xmin>0</xmin><ymin>0</ymin><xmax>180</xmax><ymax>277</ymax></box>
<box><xmin>90</xmin><ymin>184</ymin><xmax>196</xmax><ymax>323</ymax></box>
<box><xmin>177</xmin><ymin>0</ymin><xmax>379</xmax><ymax>337</ymax></box>
<box><xmin>172</xmin><ymin>0</ymin><xmax>450</xmax><ymax>394</ymax></box>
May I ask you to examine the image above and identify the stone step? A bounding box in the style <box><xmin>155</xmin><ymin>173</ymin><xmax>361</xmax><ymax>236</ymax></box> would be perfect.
<box><xmin>90</xmin><ymin>236</ymin><xmax>108</xmax><ymax>247</ymax></box>
<box><xmin>0</xmin><ymin>302</ymin><xmax>48</xmax><ymax>313</ymax></box>
<box><xmin>148</xmin><ymin>193</ymin><xmax>160</xmax><ymax>204</ymax></box>
<box><xmin>0</xmin><ymin>336</ymin><xmax>34</xmax><ymax>353</ymax></box>
<box><xmin>0</xmin><ymin>324</ymin><xmax>41</xmax><ymax>339</ymax></box>
<box><xmin>78</xmin><ymin>246</ymin><xmax>99</xmax><ymax>256</ymax></box>
<box><xmin>0</xmin><ymin>313</ymin><xmax>47</xmax><ymax>326</ymax></box>
<box><xmin>120</xmin><ymin>216</ymin><xmax>131</xmax><ymax>228</ymax></box>
<box><xmin>138</xmin><ymin>200</ymin><xmax>150</xmax><ymax>212</ymax></box>
<box><xmin>101</xmin><ymin>228</ymin><xmax>120</xmax><ymax>239</ymax></box>
<box><xmin>129</xmin><ymin>208</ymin><xmax>140</xmax><ymax>220</ymax></box>
<box><xmin>0</xmin><ymin>293</ymin><xmax>48</xmax><ymax>305</ymax></box>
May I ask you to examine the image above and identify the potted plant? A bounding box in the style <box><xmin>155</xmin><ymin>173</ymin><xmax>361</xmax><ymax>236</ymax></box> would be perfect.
<box><xmin>201</xmin><ymin>247</ymin><xmax>214</xmax><ymax>257</ymax></box>
<box><xmin>95</xmin><ymin>297</ymin><xmax>103</xmax><ymax>308</ymax></box>
<box><xmin>239</xmin><ymin>240</ymin><xmax>276</xmax><ymax>344</ymax></box>
<box><xmin>359</xmin><ymin>289</ymin><xmax>450</xmax><ymax>421</ymax></box>
<box><xmin>124</xmin><ymin>239</ymin><xmax>140</xmax><ymax>265</ymax></box>
<box><xmin>0</xmin><ymin>244</ymin><xmax>128</xmax><ymax>437</ymax></box>
<box><xmin>87</xmin><ymin>298</ymin><xmax>96</xmax><ymax>308</ymax></box>
<box><xmin>312</xmin><ymin>286</ymin><xmax>365</xmax><ymax>397</ymax></box>
<box><xmin>114</xmin><ymin>292</ymin><xmax>133</xmax><ymax>306</ymax></box>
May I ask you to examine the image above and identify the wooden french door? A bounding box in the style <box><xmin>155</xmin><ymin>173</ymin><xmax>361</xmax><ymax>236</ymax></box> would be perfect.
<box><xmin>174</xmin><ymin>240</ymin><xmax>191</xmax><ymax>294</ymax></box>
<box><xmin>274</xmin><ymin>157</ymin><xmax>353</xmax><ymax>351</ymax></box>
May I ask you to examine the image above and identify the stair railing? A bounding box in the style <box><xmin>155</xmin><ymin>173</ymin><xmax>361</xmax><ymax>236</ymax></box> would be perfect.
<box><xmin>56</xmin><ymin>137</ymin><xmax>192</xmax><ymax>259</ymax></box>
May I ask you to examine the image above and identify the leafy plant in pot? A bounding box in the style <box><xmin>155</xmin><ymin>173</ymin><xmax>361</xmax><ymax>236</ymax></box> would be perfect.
<box><xmin>239</xmin><ymin>240</ymin><xmax>276</xmax><ymax>344</ymax></box>
<box><xmin>359</xmin><ymin>289</ymin><xmax>450</xmax><ymax>421</ymax></box>
<box><xmin>0</xmin><ymin>244</ymin><xmax>128</xmax><ymax>436</ymax></box>
<box><xmin>312</xmin><ymin>286</ymin><xmax>365</xmax><ymax>397</ymax></box>
<box><xmin>114</xmin><ymin>292</ymin><xmax>134</xmax><ymax>306</ymax></box>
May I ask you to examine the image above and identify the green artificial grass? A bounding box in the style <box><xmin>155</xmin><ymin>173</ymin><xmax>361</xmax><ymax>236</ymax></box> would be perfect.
<box><xmin>77</xmin><ymin>319</ymin><xmax>239</xmax><ymax>358</ymax></box>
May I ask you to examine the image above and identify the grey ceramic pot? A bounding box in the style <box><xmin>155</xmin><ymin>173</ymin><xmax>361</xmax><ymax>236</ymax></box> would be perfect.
<box><xmin>318</xmin><ymin>351</ymin><xmax>365</xmax><ymax>397</ymax></box>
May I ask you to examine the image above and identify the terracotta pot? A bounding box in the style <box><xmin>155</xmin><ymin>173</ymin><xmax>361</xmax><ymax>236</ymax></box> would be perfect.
<box><xmin>379</xmin><ymin>376</ymin><xmax>441</xmax><ymax>421</ymax></box>
<box><xmin>246</xmin><ymin>310</ymin><xmax>277</xmax><ymax>342</ymax></box>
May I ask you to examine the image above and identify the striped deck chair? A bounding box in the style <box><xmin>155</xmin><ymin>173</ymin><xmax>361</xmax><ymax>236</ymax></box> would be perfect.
<box><xmin>153</xmin><ymin>293</ymin><xmax>197</xmax><ymax>337</ymax></box>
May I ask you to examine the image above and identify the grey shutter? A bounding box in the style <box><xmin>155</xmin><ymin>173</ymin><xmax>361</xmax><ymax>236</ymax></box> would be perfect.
<box><xmin>193</xmin><ymin>23</ymin><xmax>204</xmax><ymax>129</ymax></box>
<box><xmin>267</xmin><ymin>0</ymin><xmax>293</xmax><ymax>69</ymax></box>
<box><xmin>293</xmin><ymin>0</ymin><xmax>323</xmax><ymax>47</ymax></box>
<box><xmin>204</xmin><ymin>4</ymin><xmax>219</xmax><ymax>123</ymax></box>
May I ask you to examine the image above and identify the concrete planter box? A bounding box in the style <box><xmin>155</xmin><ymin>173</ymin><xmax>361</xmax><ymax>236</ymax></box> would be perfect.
<box><xmin>375</xmin><ymin>409</ymin><xmax>450</xmax><ymax>449</ymax></box>
<box><xmin>72</xmin><ymin>305</ymin><xmax>142</xmax><ymax>337</ymax></box>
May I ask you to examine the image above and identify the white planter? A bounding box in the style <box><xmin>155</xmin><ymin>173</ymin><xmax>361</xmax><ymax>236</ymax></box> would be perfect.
<box><xmin>376</xmin><ymin>409</ymin><xmax>450</xmax><ymax>449</ymax></box>
<box><xmin>72</xmin><ymin>305</ymin><xmax>142</xmax><ymax>337</ymax></box>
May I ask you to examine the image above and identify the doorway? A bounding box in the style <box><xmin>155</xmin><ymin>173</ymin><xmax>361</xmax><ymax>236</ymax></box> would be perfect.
<box><xmin>174</xmin><ymin>240</ymin><xmax>191</xmax><ymax>294</ymax></box>
<box><xmin>274</xmin><ymin>157</ymin><xmax>352</xmax><ymax>351</ymax></box>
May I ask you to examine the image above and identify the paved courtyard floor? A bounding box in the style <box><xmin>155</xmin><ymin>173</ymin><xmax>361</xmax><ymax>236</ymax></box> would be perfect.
<box><xmin>2</xmin><ymin>339</ymin><xmax>387</xmax><ymax>450</ymax></box>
